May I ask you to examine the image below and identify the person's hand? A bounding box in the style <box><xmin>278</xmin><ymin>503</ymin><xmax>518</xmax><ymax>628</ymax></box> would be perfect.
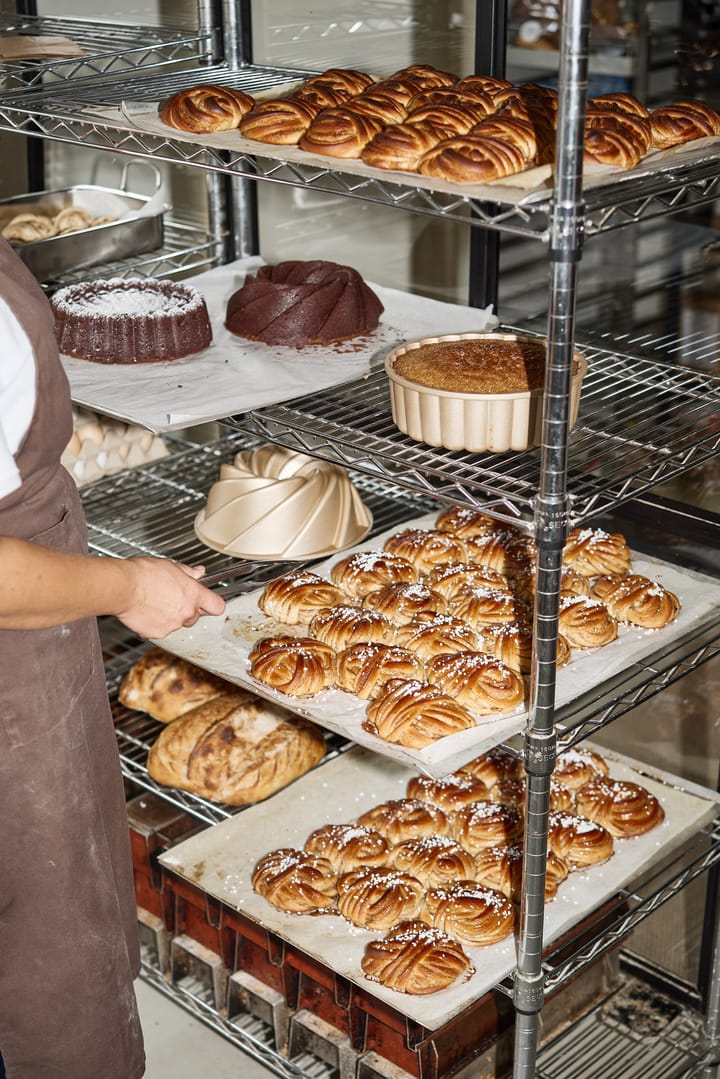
<box><xmin>115</xmin><ymin>557</ymin><xmax>225</xmax><ymax>639</ymax></box>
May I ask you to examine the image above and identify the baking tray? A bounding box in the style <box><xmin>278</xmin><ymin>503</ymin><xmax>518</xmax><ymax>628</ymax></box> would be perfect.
<box><xmin>154</xmin><ymin>509</ymin><xmax>720</xmax><ymax>777</ymax></box>
<box><xmin>158</xmin><ymin>743</ymin><xmax>720</xmax><ymax>1030</ymax></box>
<box><xmin>0</xmin><ymin>162</ymin><xmax>165</xmax><ymax>280</ymax></box>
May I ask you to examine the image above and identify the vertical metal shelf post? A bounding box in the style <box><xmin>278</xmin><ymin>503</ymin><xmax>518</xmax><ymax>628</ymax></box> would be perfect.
<box><xmin>512</xmin><ymin>2</ymin><xmax>591</xmax><ymax>1075</ymax></box>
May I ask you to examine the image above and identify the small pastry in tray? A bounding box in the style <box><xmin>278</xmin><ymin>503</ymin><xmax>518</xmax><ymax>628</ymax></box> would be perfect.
<box><xmin>394</xmin><ymin>613</ymin><xmax>480</xmax><ymax>661</ymax></box>
<box><xmin>393</xmin><ymin>64</ymin><xmax>459</xmax><ymax>90</ymax></box>
<box><xmin>425</xmin><ymin>651</ymin><xmax>526</xmax><ymax>715</ymax></box>
<box><xmin>335</xmin><ymin>641</ymin><xmax>425</xmax><ymax>700</ymax></box>
<box><xmin>118</xmin><ymin>645</ymin><xmax>236</xmax><ymax>724</ymax></box>
<box><xmin>240</xmin><ymin>97</ymin><xmax>319</xmax><ymax>145</ymax></box>
<box><xmin>363</xmin><ymin>581</ymin><xmax>448</xmax><ymax>625</ymax></box>
<box><xmin>258</xmin><ymin>569</ymin><xmax>347</xmax><ymax>625</ymax></box>
<box><xmin>575</xmin><ymin>776</ymin><xmax>665</xmax><ymax>838</ymax></box>
<box><xmin>552</xmin><ymin>747</ymin><xmax>610</xmax><ymax>791</ymax></box>
<box><xmin>301</xmin><ymin>67</ymin><xmax>375</xmax><ymax>98</ymax></box>
<box><xmin>449</xmin><ymin>583</ymin><xmax>525</xmax><ymax>628</ymax></box>
<box><xmin>423</xmin><ymin>880</ymin><xmax>516</xmax><ymax>945</ymax></box>
<box><xmin>424</xmin><ymin>562</ymin><xmax>509</xmax><ymax>601</ymax></box>
<box><xmin>389</xmin><ymin>835</ymin><xmax>477</xmax><ymax>889</ymax></box>
<box><xmin>2</xmin><ymin>211</ymin><xmax>57</xmax><ymax>242</ymax></box>
<box><xmin>451</xmin><ymin>801</ymin><xmax>524</xmax><ymax>854</ymax></box>
<box><xmin>251</xmin><ymin>847</ymin><xmax>337</xmax><ymax>913</ymax></box>
<box><xmin>361</xmin><ymin>919</ymin><xmax>474</xmax><ymax>995</ymax></box>
<box><xmin>590</xmin><ymin>573</ymin><xmax>681</xmax><ymax>629</ymax></box>
<box><xmin>160</xmin><ymin>83</ymin><xmax>255</xmax><ymax>133</ymax></box>
<box><xmin>330</xmin><ymin>549</ymin><xmax>418</xmax><ymax>599</ymax></box>
<box><xmin>361</xmin><ymin>120</ymin><xmax>445</xmax><ymax>172</ymax></box>
<box><xmin>562</xmin><ymin>526</ymin><xmax>632</xmax><ymax>578</ymax></box>
<box><xmin>434</xmin><ymin>505</ymin><xmax>502</xmax><ymax>539</ymax></box>
<box><xmin>249</xmin><ymin>635</ymin><xmax>336</xmax><ymax>697</ymax></box>
<box><xmin>406</xmin><ymin>771</ymin><xmax>490</xmax><ymax>814</ymax></box>
<box><xmin>363</xmin><ymin>677</ymin><xmax>476</xmax><ymax>749</ymax></box>
<box><xmin>487</xmin><ymin>777</ymin><xmax>526</xmax><ymax>811</ymax></box>
<box><xmin>558</xmin><ymin>594</ymin><xmax>618</xmax><ymax>649</ymax></box>
<box><xmin>303</xmin><ymin>823</ymin><xmax>391</xmax><ymax>873</ymax></box>
<box><xmin>546</xmin><ymin>810</ymin><xmax>615</xmax><ymax>869</ymax></box>
<box><xmin>464</xmin><ymin>531</ymin><xmax>534</xmax><ymax>576</ymax></box>
<box><xmin>458</xmin><ymin>745</ymin><xmax>525</xmax><ymax>787</ymax></box>
<box><xmin>357</xmin><ymin>797</ymin><xmax>451</xmax><ymax>844</ymax></box>
<box><xmin>309</xmin><ymin>604</ymin><xmax>397</xmax><ymax>650</ymax></box>
<box><xmin>336</xmin><ymin>865</ymin><xmax>425</xmax><ymax>930</ymax></box>
<box><xmin>298</xmin><ymin>107</ymin><xmax>384</xmax><ymax>159</ymax></box>
<box><xmin>383</xmin><ymin>527</ymin><xmax>468</xmax><ymax>574</ymax></box>
<box><xmin>474</xmin><ymin>843</ymin><xmax>569</xmax><ymax>903</ymax></box>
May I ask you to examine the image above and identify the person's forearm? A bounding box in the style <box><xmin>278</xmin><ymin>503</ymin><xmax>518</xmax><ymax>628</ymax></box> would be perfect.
<box><xmin>0</xmin><ymin>536</ymin><xmax>136</xmax><ymax>629</ymax></box>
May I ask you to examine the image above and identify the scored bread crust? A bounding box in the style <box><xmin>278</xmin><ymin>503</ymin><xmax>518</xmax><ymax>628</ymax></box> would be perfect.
<box><xmin>146</xmin><ymin>693</ymin><xmax>326</xmax><ymax>805</ymax></box>
<box><xmin>118</xmin><ymin>646</ymin><xmax>237</xmax><ymax>724</ymax></box>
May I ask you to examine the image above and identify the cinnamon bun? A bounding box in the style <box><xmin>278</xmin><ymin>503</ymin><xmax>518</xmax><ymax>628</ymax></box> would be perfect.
<box><xmin>562</xmin><ymin>527</ymin><xmax>632</xmax><ymax>578</ymax></box>
<box><xmin>249</xmin><ymin>635</ymin><xmax>335</xmax><ymax>697</ymax></box>
<box><xmin>406</xmin><ymin>771</ymin><xmax>490</xmax><ymax>813</ymax></box>
<box><xmin>258</xmin><ymin>569</ymin><xmax>347</xmax><ymax>625</ymax></box>
<box><xmin>330</xmin><ymin>549</ymin><xmax>417</xmax><ymax>599</ymax></box>
<box><xmin>451</xmin><ymin>800</ymin><xmax>523</xmax><ymax>854</ymax></box>
<box><xmin>383</xmin><ymin>527</ymin><xmax>468</xmax><ymax>574</ymax></box>
<box><xmin>364</xmin><ymin>581</ymin><xmax>448</xmax><ymax>625</ymax></box>
<box><xmin>361</xmin><ymin>920</ymin><xmax>473</xmax><ymax>995</ymax></box>
<box><xmin>251</xmin><ymin>847</ymin><xmax>337</xmax><ymax>913</ymax></box>
<box><xmin>434</xmin><ymin>505</ymin><xmax>501</xmax><ymax>539</ymax></box>
<box><xmin>575</xmin><ymin>776</ymin><xmax>665</xmax><ymax>838</ymax></box>
<box><xmin>357</xmin><ymin>797</ymin><xmax>450</xmax><ymax>844</ymax></box>
<box><xmin>547</xmin><ymin>810</ymin><xmax>614</xmax><ymax>869</ymax></box>
<box><xmin>459</xmin><ymin>745</ymin><xmax>525</xmax><ymax>787</ymax></box>
<box><xmin>335</xmin><ymin>641</ymin><xmax>424</xmax><ymax>700</ymax></box>
<box><xmin>364</xmin><ymin>677</ymin><xmax>476</xmax><ymax>749</ymax></box>
<box><xmin>552</xmin><ymin>747</ymin><xmax>609</xmax><ymax>791</ymax></box>
<box><xmin>336</xmin><ymin>865</ymin><xmax>425</xmax><ymax>930</ymax></box>
<box><xmin>590</xmin><ymin>573</ymin><xmax>680</xmax><ymax>629</ymax></box>
<box><xmin>394</xmin><ymin>614</ymin><xmax>480</xmax><ymax>660</ymax></box>
<box><xmin>426</xmin><ymin>651</ymin><xmax>526</xmax><ymax>715</ymax></box>
<box><xmin>390</xmin><ymin>835</ymin><xmax>477</xmax><ymax>888</ymax></box>
<box><xmin>303</xmin><ymin>823</ymin><xmax>391</xmax><ymax>873</ymax></box>
<box><xmin>558</xmin><ymin>594</ymin><xmax>618</xmax><ymax>649</ymax></box>
<box><xmin>309</xmin><ymin>604</ymin><xmax>396</xmax><ymax>649</ymax></box>
<box><xmin>425</xmin><ymin>562</ymin><xmax>509</xmax><ymax>601</ymax></box>
<box><xmin>423</xmin><ymin>880</ymin><xmax>516</xmax><ymax>945</ymax></box>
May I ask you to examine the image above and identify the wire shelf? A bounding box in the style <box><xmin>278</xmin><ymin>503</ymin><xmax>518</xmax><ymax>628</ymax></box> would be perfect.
<box><xmin>1</xmin><ymin>64</ymin><xmax>719</xmax><ymax>238</ymax></box>
<box><xmin>40</xmin><ymin>217</ymin><xmax>219</xmax><ymax>291</ymax></box>
<box><xmin>226</xmin><ymin>335</ymin><xmax>720</xmax><ymax>528</ymax></box>
<box><xmin>0</xmin><ymin>14</ymin><xmax>212</xmax><ymax>89</ymax></box>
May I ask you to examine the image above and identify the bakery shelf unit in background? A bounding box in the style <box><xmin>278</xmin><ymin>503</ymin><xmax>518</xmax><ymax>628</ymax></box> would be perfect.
<box><xmin>1</xmin><ymin>3</ymin><xmax>720</xmax><ymax>1079</ymax></box>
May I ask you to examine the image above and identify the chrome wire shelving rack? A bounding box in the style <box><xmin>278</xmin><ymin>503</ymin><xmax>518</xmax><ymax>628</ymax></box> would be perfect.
<box><xmin>225</xmin><ymin>332</ymin><xmax>720</xmax><ymax>529</ymax></box>
<box><xmin>0</xmin><ymin>13</ymin><xmax>213</xmax><ymax>90</ymax></box>
<box><xmin>1</xmin><ymin>64</ymin><xmax>720</xmax><ymax>238</ymax></box>
<box><xmin>89</xmin><ymin>432</ymin><xmax>720</xmax><ymax>807</ymax></box>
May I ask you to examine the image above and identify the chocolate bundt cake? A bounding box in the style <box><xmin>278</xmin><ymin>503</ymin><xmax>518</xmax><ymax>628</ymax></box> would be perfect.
<box><xmin>224</xmin><ymin>259</ymin><xmax>384</xmax><ymax>347</ymax></box>
<box><xmin>52</xmin><ymin>277</ymin><xmax>213</xmax><ymax>363</ymax></box>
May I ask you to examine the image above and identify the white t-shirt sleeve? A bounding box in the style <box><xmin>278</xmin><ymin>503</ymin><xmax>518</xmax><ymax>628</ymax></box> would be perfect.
<box><xmin>0</xmin><ymin>296</ymin><xmax>37</xmax><ymax>499</ymax></box>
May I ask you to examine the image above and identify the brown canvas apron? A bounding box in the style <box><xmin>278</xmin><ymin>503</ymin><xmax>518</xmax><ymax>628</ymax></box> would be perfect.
<box><xmin>0</xmin><ymin>238</ymin><xmax>144</xmax><ymax>1079</ymax></box>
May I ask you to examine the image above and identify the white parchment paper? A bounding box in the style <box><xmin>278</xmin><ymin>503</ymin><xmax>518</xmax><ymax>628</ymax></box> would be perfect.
<box><xmin>159</xmin><ymin>744</ymin><xmax>719</xmax><ymax>1030</ymax></box>
<box><xmin>60</xmin><ymin>257</ymin><xmax>497</xmax><ymax>433</ymax></box>
<box><xmin>155</xmin><ymin>510</ymin><xmax>720</xmax><ymax>777</ymax></box>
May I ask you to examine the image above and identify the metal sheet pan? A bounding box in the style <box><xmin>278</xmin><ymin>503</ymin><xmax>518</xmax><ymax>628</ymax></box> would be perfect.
<box><xmin>0</xmin><ymin>164</ymin><xmax>164</xmax><ymax>280</ymax></box>
<box><xmin>159</xmin><ymin>744</ymin><xmax>720</xmax><ymax>1030</ymax></box>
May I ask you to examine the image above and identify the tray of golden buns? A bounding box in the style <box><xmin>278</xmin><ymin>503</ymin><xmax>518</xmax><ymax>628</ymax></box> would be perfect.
<box><xmin>154</xmin><ymin>507</ymin><xmax>720</xmax><ymax>778</ymax></box>
<box><xmin>113</xmin><ymin>66</ymin><xmax>720</xmax><ymax>204</ymax></box>
<box><xmin>0</xmin><ymin>162</ymin><xmax>165</xmax><ymax>280</ymax></box>
<box><xmin>159</xmin><ymin>743</ymin><xmax>719</xmax><ymax>1027</ymax></box>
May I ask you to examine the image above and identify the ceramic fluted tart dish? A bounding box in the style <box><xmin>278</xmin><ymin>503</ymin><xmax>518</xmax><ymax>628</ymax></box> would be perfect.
<box><xmin>385</xmin><ymin>332</ymin><xmax>587</xmax><ymax>453</ymax></box>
